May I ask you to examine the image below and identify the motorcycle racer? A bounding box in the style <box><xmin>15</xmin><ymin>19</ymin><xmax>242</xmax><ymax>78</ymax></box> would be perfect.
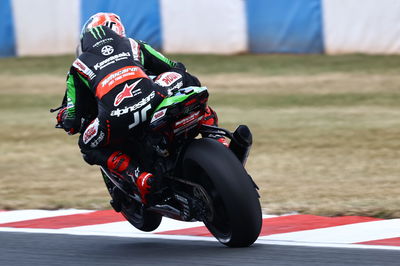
<box><xmin>55</xmin><ymin>13</ymin><xmax>223</xmax><ymax>207</ymax></box>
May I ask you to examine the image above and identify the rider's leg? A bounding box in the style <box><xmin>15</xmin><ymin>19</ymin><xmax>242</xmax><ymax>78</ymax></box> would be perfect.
<box><xmin>78</xmin><ymin>118</ymin><xmax>156</xmax><ymax>205</ymax></box>
<box><xmin>200</xmin><ymin>106</ymin><xmax>229</xmax><ymax>147</ymax></box>
<box><xmin>105</xmin><ymin>150</ymin><xmax>156</xmax><ymax>205</ymax></box>
<box><xmin>154</xmin><ymin>67</ymin><xmax>201</xmax><ymax>95</ymax></box>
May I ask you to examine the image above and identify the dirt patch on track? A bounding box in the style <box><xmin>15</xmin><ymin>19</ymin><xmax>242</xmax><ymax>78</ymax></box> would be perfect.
<box><xmin>2</xmin><ymin>72</ymin><xmax>398</xmax><ymax>95</ymax></box>
<box><xmin>0</xmin><ymin>74</ymin><xmax>65</xmax><ymax>95</ymax></box>
<box><xmin>199</xmin><ymin>73</ymin><xmax>400</xmax><ymax>94</ymax></box>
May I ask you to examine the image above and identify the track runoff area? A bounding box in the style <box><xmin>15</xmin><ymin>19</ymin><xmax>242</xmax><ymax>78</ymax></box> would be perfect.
<box><xmin>0</xmin><ymin>209</ymin><xmax>399</xmax><ymax>250</ymax></box>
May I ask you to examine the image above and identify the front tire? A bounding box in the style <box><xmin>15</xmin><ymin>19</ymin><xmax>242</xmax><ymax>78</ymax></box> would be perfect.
<box><xmin>100</xmin><ymin>168</ymin><xmax>162</xmax><ymax>232</ymax></box>
<box><xmin>121</xmin><ymin>203</ymin><xmax>162</xmax><ymax>232</ymax></box>
<box><xmin>182</xmin><ymin>138</ymin><xmax>262</xmax><ymax>247</ymax></box>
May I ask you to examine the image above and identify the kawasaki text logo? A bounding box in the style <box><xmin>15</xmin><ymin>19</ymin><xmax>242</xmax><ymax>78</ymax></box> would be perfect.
<box><xmin>94</xmin><ymin>52</ymin><xmax>130</xmax><ymax>70</ymax></box>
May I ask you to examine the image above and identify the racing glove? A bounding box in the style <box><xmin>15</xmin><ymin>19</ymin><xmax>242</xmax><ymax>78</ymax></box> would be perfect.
<box><xmin>56</xmin><ymin>107</ymin><xmax>77</xmax><ymax>135</ymax></box>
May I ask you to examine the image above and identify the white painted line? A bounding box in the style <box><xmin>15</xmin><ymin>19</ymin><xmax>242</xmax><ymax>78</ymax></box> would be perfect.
<box><xmin>262</xmin><ymin>219</ymin><xmax>400</xmax><ymax>244</ymax></box>
<box><xmin>1</xmin><ymin>226</ymin><xmax>400</xmax><ymax>250</ymax></box>
<box><xmin>0</xmin><ymin>226</ymin><xmax>217</xmax><ymax>243</ymax></box>
<box><xmin>256</xmin><ymin>239</ymin><xmax>400</xmax><ymax>251</ymax></box>
<box><xmin>1</xmin><ymin>210</ymin><xmax>399</xmax><ymax>250</ymax></box>
<box><xmin>66</xmin><ymin>218</ymin><xmax>204</xmax><ymax>234</ymax></box>
<box><xmin>0</xmin><ymin>209</ymin><xmax>94</xmax><ymax>224</ymax></box>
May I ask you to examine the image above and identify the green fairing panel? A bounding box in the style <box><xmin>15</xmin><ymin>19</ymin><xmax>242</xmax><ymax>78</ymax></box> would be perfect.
<box><xmin>153</xmin><ymin>87</ymin><xmax>208</xmax><ymax>113</ymax></box>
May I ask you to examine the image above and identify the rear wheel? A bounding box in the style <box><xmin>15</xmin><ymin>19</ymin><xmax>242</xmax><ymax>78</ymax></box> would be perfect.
<box><xmin>182</xmin><ymin>138</ymin><xmax>262</xmax><ymax>247</ymax></box>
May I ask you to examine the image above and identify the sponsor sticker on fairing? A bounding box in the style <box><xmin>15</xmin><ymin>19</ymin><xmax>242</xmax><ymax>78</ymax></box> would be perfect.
<box><xmin>173</xmin><ymin>111</ymin><xmax>203</xmax><ymax>133</ymax></box>
<box><xmin>150</xmin><ymin>108</ymin><xmax>167</xmax><ymax>123</ymax></box>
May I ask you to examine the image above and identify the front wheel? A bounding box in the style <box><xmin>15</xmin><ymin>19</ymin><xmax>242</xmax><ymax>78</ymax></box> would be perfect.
<box><xmin>100</xmin><ymin>169</ymin><xmax>162</xmax><ymax>232</ymax></box>
<box><xmin>182</xmin><ymin>138</ymin><xmax>262</xmax><ymax>247</ymax></box>
<box><xmin>120</xmin><ymin>202</ymin><xmax>162</xmax><ymax>232</ymax></box>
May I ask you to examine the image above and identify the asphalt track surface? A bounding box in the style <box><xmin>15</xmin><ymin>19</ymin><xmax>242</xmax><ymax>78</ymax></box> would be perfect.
<box><xmin>2</xmin><ymin>232</ymin><xmax>400</xmax><ymax>266</ymax></box>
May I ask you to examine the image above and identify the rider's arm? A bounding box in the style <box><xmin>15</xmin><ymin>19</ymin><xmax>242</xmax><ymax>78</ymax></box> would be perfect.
<box><xmin>135</xmin><ymin>40</ymin><xmax>201</xmax><ymax>88</ymax></box>
<box><xmin>60</xmin><ymin>67</ymin><xmax>96</xmax><ymax>134</ymax></box>
<box><xmin>137</xmin><ymin>40</ymin><xmax>183</xmax><ymax>75</ymax></box>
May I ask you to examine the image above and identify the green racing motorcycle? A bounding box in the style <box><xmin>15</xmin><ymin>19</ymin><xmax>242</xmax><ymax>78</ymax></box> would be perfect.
<box><xmin>54</xmin><ymin>86</ymin><xmax>262</xmax><ymax>247</ymax></box>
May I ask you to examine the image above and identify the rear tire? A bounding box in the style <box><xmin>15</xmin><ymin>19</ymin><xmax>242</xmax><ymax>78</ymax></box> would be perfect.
<box><xmin>182</xmin><ymin>138</ymin><xmax>262</xmax><ymax>247</ymax></box>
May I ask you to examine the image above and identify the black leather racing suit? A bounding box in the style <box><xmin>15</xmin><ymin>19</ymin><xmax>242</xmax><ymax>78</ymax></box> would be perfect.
<box><xmin>59</xmin><ymin>26</ymin><xmax>200</xmax><ymax>167</ymax></box>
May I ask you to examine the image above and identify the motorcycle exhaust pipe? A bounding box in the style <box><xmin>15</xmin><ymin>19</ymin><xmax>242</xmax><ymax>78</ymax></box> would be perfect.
<box><xmin>229</xmin><ymin>125</ymin><xmax>252</xmax><ymax>166</ymax></box>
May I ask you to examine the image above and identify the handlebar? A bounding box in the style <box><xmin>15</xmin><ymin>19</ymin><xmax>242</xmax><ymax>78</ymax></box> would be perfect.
<box><xmin>49</xmin><ymin>106</ymin><xmax>63</xmax><ymax>113</ymax></box>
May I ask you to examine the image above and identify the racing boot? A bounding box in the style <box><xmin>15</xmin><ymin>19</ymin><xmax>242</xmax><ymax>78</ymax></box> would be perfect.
<box><xmin>135</xmin><ymin>172</ymin><xmax>158</xmax><ymax>205</ymax></box>
<box><xmin>201</xmin><ymin>106</ymin><xmax>229</xmax><ymax>147</ymax></box>
<box><xmin>106</xmin><ymin>151</ymin><xmax>135</xmax><ymax>182</ymax></box>
<box><xmin>105</xmin><ymin>151</ymin><xmax>136</xmax><ymax>211</ymax></box>
<box><xmin>103</xmin><ymin>151</ymin><xmax>152</xmax><ymax>206</ymax></box>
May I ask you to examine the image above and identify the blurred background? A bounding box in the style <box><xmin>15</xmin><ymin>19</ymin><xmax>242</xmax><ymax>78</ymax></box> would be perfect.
<box><xmin>2</xmin><ymin>0</ymin><xmax>400</xmax><ymax>56</ymax></box>
<box><xmin>1</xmin><ymin>0</ymin><xmax>399</xmax><ymax>217</ymax></box>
